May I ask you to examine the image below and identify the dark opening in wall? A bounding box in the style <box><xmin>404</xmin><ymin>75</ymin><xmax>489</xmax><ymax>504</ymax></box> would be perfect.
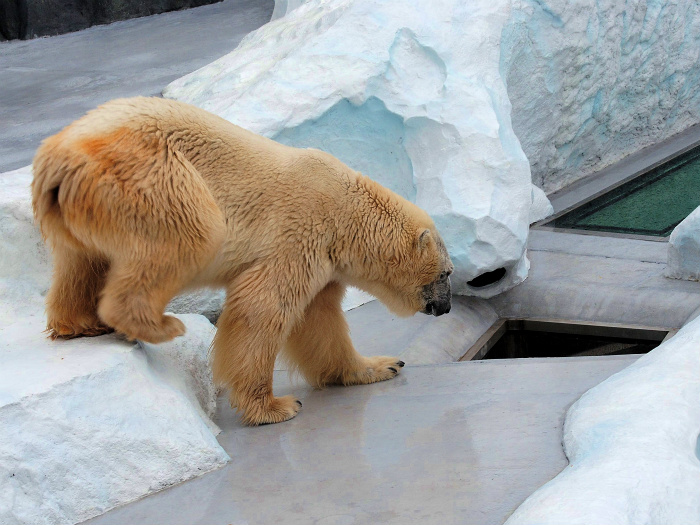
<box><xmin>467</xmin><ymin>267</ymin><xmax>507</xmax><ymax>288</ymax></box>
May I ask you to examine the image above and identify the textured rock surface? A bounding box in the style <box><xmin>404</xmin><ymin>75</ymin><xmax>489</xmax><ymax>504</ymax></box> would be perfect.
<box><xmin>164</xmin><ymin>0</ymin><xmax>542</xmax><ymax>298</ymax></box>
<box><xmin>502</xmin><ymin>0</ymin><xmax>700</xmax><ymax>193</ymax></box>
<box><xmin>505</xmin><ymin>314</ymin><xmax>700</xmax><ymax>525</ymax></box>
<box><xmin>251</xmin><ymin>0</ymin><xmax>700</xmax><ymax>196</ymax></box>
<box><xmin>666</xmin><ymin>205</ymin><xmax>700</xmax><ymax>281</ymax></box>
<box><xmin>0</xmin><ymin>166</ymin><xmax>50</xmax><ymax>328</ymax></box>
<box><xmin>0</xmin><ymin>166</ymin><xmax>228</xmax><ymax>525</ymax></box>
<box><xmin>0</xmin><ymin>315</ymin><xmax>228</xmax><ymax>525</ymax></box>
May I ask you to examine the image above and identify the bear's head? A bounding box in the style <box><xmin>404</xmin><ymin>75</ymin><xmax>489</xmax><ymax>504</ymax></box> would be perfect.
<box><xmin>343</xmin><ymin>221</ymin><xmax>454</xmax><ymax>318</ymax></box>
<box><xmin>336</xmin><ymin>173</ymin><xmax>454</xmax><ymax>317</ymax></box>
<box><xmin>376</xmin><ymin>224</ymin><xmax>454</xmax><ymax>318</ymax></box>
<box><xmin>415</xmin><ymin>228</ymin><xmax>453</xmax><ymax>317</ymax></box>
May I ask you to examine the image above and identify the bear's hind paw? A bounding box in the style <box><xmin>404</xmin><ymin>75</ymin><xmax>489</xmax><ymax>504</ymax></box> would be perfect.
<box><xmin>47</xmin><ymin>319</ymin><xmax>114</xmax><ymax>340</ymax></box>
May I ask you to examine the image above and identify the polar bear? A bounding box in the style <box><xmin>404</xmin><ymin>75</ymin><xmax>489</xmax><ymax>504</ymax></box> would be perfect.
<box><xmin>32</xmin><ymin>97</ymin><xmax>453</xmax><ymax>425</ymax></box>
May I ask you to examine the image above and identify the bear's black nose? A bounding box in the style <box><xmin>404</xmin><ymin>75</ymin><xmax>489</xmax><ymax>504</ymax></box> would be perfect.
<box><xmin>424</xmin><ymin>300</ymin><xmax>451</xmax><ymax>316</ymax></box>
<box><xmin>434</xmin><ymin>301</ymin><xmax>450</xmax><ymax>316</ymax></box>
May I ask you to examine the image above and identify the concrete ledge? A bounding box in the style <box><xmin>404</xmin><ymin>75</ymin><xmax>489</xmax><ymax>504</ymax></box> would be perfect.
<box><xmin>491</xmin><ymin>235</ymin><xmax>700</xmax><ymax>329</ymax></box>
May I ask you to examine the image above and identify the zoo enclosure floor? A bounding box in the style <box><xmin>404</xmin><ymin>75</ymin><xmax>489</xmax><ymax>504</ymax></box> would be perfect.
<box><xmin>83</xmin><ymin>356</ymin><xmax>637</xmax><ymax>525</ymax></box>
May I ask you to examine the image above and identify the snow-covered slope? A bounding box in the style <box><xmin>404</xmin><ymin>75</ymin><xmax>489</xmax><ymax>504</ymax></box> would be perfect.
<box><xmin>270</xmin><ymin>0</ymin><xmax>305</xmax><ymax>20</ymax></box>
<box><xmin>505</xmin><ymin>315</ymin><xmax>700</xmax><ymax>525</ymax></box>
<box><xmin>164</xmin><ymin>0</ymin><xmax>541</xmax><ymax>298</ymax></box>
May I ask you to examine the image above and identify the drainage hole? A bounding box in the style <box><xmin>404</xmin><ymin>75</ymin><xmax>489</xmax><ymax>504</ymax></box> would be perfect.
<box><xmin>467</xmin><ymin>267</ymin><xmax>507</xmax><ymax>288</ymax></box>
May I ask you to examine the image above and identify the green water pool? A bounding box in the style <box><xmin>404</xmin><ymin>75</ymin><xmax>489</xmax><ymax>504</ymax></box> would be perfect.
<box><xmin>546</xmin><ymin>144</ymin><xmax>700</xmax><ymax>237</ymax></box>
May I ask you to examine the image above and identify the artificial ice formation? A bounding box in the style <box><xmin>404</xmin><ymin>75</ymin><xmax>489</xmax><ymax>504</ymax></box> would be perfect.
<box><xmin>667</xmin><ymin>206</ymin><xmax>700</xmax><ymax>281</ymax></box>
<box><xmin>269</xmin><ymin>0</ymin><xmax>700</xmax><ymax>195</ymax></box>
<box><xmin>505</xmin><ymin>312</ymin><xmax>700</xmax><ymax>525</ymax></box>
<box><xmin>0</xmin><ymin>315</ymin><xmax>228</xmax><ymax>525</ymax></box>
<box><xmin>0</xmin><ymin>166</ymin><xmax>229</xmax><ymax>525</ymax></box>
<box><xmin>503</xmin><ymin>0</ymin><xmax>700</xmax><ymax>193</ymax></box>
<box><xmin>164</xmin><ymin>0</ymin><xmax>542</xmax><ymax>298</ymax></box>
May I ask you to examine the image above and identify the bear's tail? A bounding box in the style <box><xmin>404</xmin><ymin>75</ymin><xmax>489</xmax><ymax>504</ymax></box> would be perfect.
<box><xmin>31</xmin><ymin>133</ymin><xmax>77</xmax><ymax>245</ymax></box>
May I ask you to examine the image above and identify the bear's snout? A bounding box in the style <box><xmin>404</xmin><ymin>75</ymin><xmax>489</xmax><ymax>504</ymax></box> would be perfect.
<box><xmin>423</xmin><ymin>298</ymin><xmax>451</xmax><ymax>316</ymax></box>
<box><xmin>421</xmin><ymin>273</ymin><xmax>452</xmax><ymax>317</ymax></box>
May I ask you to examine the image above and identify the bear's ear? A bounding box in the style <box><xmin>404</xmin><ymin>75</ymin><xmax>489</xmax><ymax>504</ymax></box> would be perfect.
<box><xmin>418</xmin><ymin>229</ymin><xmax>432</xmax><ymax>250</ymax></box>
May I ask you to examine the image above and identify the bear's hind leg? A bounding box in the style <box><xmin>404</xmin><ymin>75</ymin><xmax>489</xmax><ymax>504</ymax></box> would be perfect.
<box><xmin>284</xmin><ymin>281</ymin><xmax>405</xmax><ymax>387</ymax></box>
<box><xmin>93</xmin><ymin>148</ymin><xmax>225</xmax><ymax>344</ymax></box>
<box><xmin>97</xmin><ymin>253</ymin><xmax>191</xmax><ymax>344</ymax></box>
<box><xmin>46</xmin><ymin>242</ymin><xmax>112</xmax><ymax>339</ymax></box>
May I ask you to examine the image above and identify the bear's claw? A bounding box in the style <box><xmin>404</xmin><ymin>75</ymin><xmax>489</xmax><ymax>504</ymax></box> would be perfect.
<box><xmin>341</xmin><ymin>356</ymin><xmax>405</xmax><ymax>385</ymax></box>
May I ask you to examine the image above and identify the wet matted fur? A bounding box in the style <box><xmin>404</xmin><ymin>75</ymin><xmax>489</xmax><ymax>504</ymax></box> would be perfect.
<box><xmin>32</xmin><ymin>97</ymin><xmax>453</xmax><ymax>425</ymax></box>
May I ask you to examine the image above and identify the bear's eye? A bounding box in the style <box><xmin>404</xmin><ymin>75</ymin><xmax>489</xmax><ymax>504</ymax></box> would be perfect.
<box><xmin>439</xmin><ymin>272</ymin><xmax>447</xmax><ymax>281</ymax></box>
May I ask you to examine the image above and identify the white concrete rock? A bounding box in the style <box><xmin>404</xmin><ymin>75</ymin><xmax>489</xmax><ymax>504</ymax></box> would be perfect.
<box><xmin>503</xmin><ymin>0</ymin><xmax>700</xmax><ymax>193</ymax></box>
<box><xmin>0</xmin><ymin>166</ymin><xmax>51</xmax><ymax>329</ymax></box>
<box><xmin>164</xmin><ymin>0</ymin><xmax>543</xmax><ymax>298</ymax></box>
<box><xmin>271</xmin><ymin>0</ymin><xmax>306</xmax><ymax>20</ymax></box>
<box><xmin>168</xmin><ymin>288</ymin><xmax>227</xmax><ymax>323</ymax></box>
<box><xmin>253</xmin><ymin>0</ymin><xmax>700</xmax><ymax>198</ymax></box>
<box><xmin>505</xmin><ymin>316</ymin><xmax>700</xmax><ymax>525</ymax></box>
<box><xmin>0</xmin><ymin>315</ymin><xmax>228</xmax><ymax>525</ymax></box>
<box><xmin>666</xmin><ymin>206</ymin><xmax>700</xmax><ymax>281</ymax></box>
<box><xmin>0</xmin><ymin>167</ymin><xmax>229</xmax><ymax>525</ymax></box>
<box><xmin>529</xmin><ymin>185</ymin><xmax>554</xmax><ymax>225</ymax></box>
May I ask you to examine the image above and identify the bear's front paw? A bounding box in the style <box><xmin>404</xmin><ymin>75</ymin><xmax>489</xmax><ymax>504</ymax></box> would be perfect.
<box><xmin>343</xmin><ymin>356</ymin><xmax>405</xmax><ymax>385</ymax></box>
<box><xmin>242</xmin><ymin>395</ymin><xmax>302</xmax><ymax>426</ymax></box>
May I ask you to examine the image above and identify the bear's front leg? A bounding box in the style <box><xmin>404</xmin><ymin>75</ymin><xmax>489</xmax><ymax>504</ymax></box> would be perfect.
<box><xmin>213</xmin><ymin>267</ymin><xmax>306</xmax><ymax>426</ymax></box>
<box><xmin>284</xmin><ymin>281</ymin><xmax>405</xmax><ymax>387</ymax></box>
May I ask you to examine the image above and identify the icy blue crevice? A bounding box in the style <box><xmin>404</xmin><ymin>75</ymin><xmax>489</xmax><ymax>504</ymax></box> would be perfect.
<box><xmin>402</xmin><ymin>116</ymin><xmax>457</xmax><ymax>209</ymax></box>
<box><xmin>273</xmin><ymin>97</ymin><xmax>416</xmax><ymax>202</ymax></box>
<box><xmin>530</xmin><ymin>0</ymin><xmax>564</xmax><ymax>28</ymax></box>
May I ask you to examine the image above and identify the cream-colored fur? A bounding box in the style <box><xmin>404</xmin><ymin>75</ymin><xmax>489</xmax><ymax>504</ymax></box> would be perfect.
<box><xmin>32</xmin><ymin>97</ymin><xmax>453</xmax><ymax>425</ymax></box>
